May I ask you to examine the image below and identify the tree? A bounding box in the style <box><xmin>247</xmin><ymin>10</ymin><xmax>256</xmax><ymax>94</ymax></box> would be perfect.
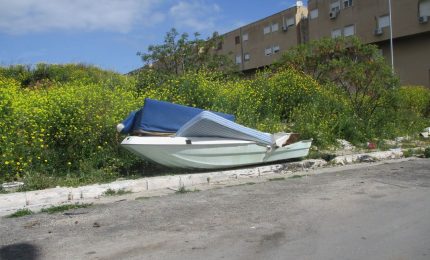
<box><xmin>137</xmin><ymin>28</ymin><xmax>237</xmax><ymax>75</ymax></box>
<box><xmin>276</xmin><ymin>36</ymin><xmax>399</xmax><ymax>122</ymax></box>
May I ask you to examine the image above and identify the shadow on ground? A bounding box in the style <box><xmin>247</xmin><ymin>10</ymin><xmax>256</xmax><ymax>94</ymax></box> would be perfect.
<box><xmin>0</xmin><ymin>242</ymin><xmax>40</xmax><ymax>260</ymax></box>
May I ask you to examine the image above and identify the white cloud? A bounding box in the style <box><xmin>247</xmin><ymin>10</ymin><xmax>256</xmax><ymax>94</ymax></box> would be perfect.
<box><xmin>0</xmin><ymin>0</ymin><xmax>165</xmax><ymax>34</ymax></box>
<box><xmin>169</xmin><ymin>0</ymin><xmax>221</xmax><ymax>32</ymax></box>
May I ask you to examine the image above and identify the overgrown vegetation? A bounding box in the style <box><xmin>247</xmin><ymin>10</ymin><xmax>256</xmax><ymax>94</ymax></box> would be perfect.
<box><xmin>176</xmin><ymin>186</ymin><xmax>200</xmax><ymax>193</ymax></box>
<box><xmin>6</xmin><ymin>208</ymin><xmax>33</xmax><ymax>218</ymax></box>
<box><xmin>40</xmin><ymin>203</ymin><xmax>92</xmax><ymax>214</ymax></box>
<box><xmin>268</xmin><ymin>177</ymin><xmax>286</xmax><ymax>181</ymax></box>
<box><xmin>1</xmin><ymin>36</ymin><xmax>429</xmax><ymax>190</ymax></box>
<box><xmin>103</xmin><ymin>188</ymin><xmax>132</xmax><ymax>196</ymax></box>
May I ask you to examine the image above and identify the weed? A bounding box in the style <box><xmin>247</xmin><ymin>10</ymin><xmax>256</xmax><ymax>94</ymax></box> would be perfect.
<box><xmin>307</xmin><ymin>150</ymin><xmax>336</xmax><ymax>161</ymax></box>
<box><xmin>135</xmin><ymin>196</ymin><xmax>150</xmax><ymax>200</ymax></box>
<box><xmin>176</xmin><ymin>186</ymin><xmax>200</xmax><ymax>194</ymax></box>
<box><xmin>424</xmin><ymin>147</ymin><xmax>430</xmax><ymax>158</ymax></box>
<box><xmin>6</xmin><ymin>208</ymin><xmax>33</xmax><ymax>218</ymax></box>
<box><xmin>41</xmin><ymin>203</ymin><xmax>92</xmax><ymax>214</ymax></box>
<box><xmin>226</xmin><ymin>182</ymin><xmax>256</xmax><ymax>188</ymax></box>
<box><xmin>103</xmin><ymin>188</ymin><xmax>132</xmax><ymax>196</ymax></box>
<box><xmin>268</xmin><ymin>177</ymin><xmax>286</xmax><ymax>181</ymax></box>
<box><xmin>403</xmin><ymin>149</ymin><xmax>415</xmax><ymax>158</ymax></box>
<box><xmin>289</xmin><ymin>175</ymin><xmax>303</xmax><ymax>179</ymax></box>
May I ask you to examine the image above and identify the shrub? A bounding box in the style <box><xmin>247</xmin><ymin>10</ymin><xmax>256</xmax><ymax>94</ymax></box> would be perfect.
<box><xmin>1</xmin><ymin>62</ymin><xmax>428</xmax><ymax>189</ymax></box>
<box><xmin>276</xmin><ymin>37</ymin><xmax>399</xmax><ymax>124</ymax></box>
<box><xmin>0</xmin><ymin>70</ymin><xmax>144</xmax><ymax>183</ymax></box>
<box><xmin>397</xmin><ymin>86</ymin><xmax>430</xmax><ymax>118</ymax></box>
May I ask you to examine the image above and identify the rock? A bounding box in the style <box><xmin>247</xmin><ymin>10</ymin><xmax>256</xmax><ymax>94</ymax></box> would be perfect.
<box><xmin>420</xmin><ymin>127</ymin><xmax>430</xmax><ymax>138</ymax></box>
<box><xmin>358</xmin><ymin>155</ymin><xmax>376</xmax><ymax>163</ymax></box>
<box><xmin>337</xmin><ymin>139</ymin><xmax>355</xmax><ymax>150</ymax></box>
<box><xmin>286</xmin><ymin>159</ymin><xmax>327</xmax><ymax>170</ymax></box>
<box><xmin>332</xmin><ymin>149</ymin><xmax>402</xmax><ymax>165</ymax></box>
<box><xmin>395</xmin><ymin>136</ymin><xmax>410</xmax><ymax>142</ymax></box>
<box><xmin>1</xmin><ymin>182</ymin><xmax>24</xmax><ymax>192</ymax></box>
<box><xmin>383</xmin><ymin>139</ymin><xmax>397</xmax><ymax>146</ymax></box>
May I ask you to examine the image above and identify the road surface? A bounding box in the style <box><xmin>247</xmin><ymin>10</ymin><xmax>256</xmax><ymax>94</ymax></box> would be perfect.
<box><xmin>1</xmin><ymin>158</ymin><xmax>429</xmax><ymax>260</ymax></box>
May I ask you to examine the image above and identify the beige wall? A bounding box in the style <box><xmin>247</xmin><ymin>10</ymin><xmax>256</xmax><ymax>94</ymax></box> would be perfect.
<box><xmin>308</xmin><ymin>0</ymin><xmax>430</xmax><ymax>44</ymax></box>
<box><xmin>217</xmin><ymin>6</ymin><xmax>308</xmax><ymax>70</ymax></box>
<box><xmin>378</xmin><ymin>33</ymin><xmax>430</xmax><ymax>87</ymax></box>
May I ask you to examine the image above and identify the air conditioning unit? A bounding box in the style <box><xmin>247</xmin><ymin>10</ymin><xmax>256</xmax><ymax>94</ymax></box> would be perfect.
<box><xmin>282</xmin><ymin>25</ymin><xmax>288</xmax><ymax>32</ymax></box>
<box><xmin>329</xmin><ymin>10</ymin><xmax>338</xmax><ymax>19</ymax></box>
<box><xmin>419</xmin><ymin>16</ymin><xmax>428</xmax><ymax>24</ymax></box>
<box><xmin>374</xmin><ymin>27</ymin><xmax>383</xmax><ymax>36</ymax></box>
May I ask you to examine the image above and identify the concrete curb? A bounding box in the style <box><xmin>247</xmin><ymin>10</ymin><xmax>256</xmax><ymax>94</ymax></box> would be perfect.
<box><xmin>0</xmin><ymin>149</ymin><xmax>408</xmax><ymax>217</ymax></box>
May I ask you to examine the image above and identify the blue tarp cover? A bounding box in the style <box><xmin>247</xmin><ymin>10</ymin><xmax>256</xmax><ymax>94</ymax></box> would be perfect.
<box><xmin>120</xmin><ymin>98</ymin><xmax>235</xmax><ymax>134</ymax></box>
<box><xmin>176</xmin><ymin>111</ymin><xmax>273</xmax><ymax>145</ymax></box>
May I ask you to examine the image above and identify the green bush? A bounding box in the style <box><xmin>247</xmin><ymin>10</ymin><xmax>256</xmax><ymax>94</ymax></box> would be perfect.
<box><xmin>1</xmin><ymin>62</ymin><xmax>429</xmax><ymax>189</ymax></box>
<box><xmin>0</xmin><ymin>71</ymin><xmax>144</xmax><ymax>184</ymax></box>
<box><xmin>397</xmin><ymin>86</ymin><xmax>430</xmax><ymax>118</ymax></box>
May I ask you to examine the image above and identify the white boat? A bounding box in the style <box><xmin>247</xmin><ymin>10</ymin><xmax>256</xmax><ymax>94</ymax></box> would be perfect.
<box><xmin>118</xmin><ymin>99</ymin><xmax>312</xmax><ymax>169</ymax></box>
<box><xmin>121</xmin><ymin>136</ymin><xmax>312</xmax><ymax>169</ymax></box>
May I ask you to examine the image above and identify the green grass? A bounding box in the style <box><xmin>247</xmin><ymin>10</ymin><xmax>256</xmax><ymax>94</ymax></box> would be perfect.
<box><xmin>403</xmin><ymin>149</ymin><xmax>416</xmax><ymax>158</ymax></box>
<box><xmin>6</xmin><ymin>208</ymin><xmax>33</xmax><ymax>218</ymax></box>
<box><xmin>289</xmin><ymin>175</ymin><xmax>303</xmax><ymax>179</ymax></box>
<box><xmin>226</xmin><ymin>182</ymin><xmax>257</xmax><ymax>187</ymax></box>
<box><xmin>40</xmin><ymin>203</ymin><xmax>92</xmax><ymax>214</ymax></box>
<box><xmin>268</xmin><ymin>177</ymin><xmax>286</xmax><ymax>181</ymax></box>
<box><xmin>135</xmin><ymin>196</ymin><xmax>150</xmax><ymax>200</ymax></box>
<box><xmin>135</xmin><ymin>195</ymin><xmax>162</xmax><ymax>200</ymax></box>
<box><xmin>424</xmin><ymin>147</ymin><xmax>430</xmax><ymax>158</ymax></box>
<box><xmin>17</xmin><ymin>170</ymin><xmax>119</xmax><ymax>192</ymax></box>
<box><xmin>103</xmin><ymin>188</ymin><xmax>132</xmax><ymax>196</ymax></box>
<box><xmin>175</xmin><ymin>186</ymin><xmax>200</xmax><ymax>194</ymax></box>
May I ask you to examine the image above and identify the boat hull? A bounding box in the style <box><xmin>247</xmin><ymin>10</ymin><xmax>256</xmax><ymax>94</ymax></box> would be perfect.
<box><xmin>121</xmin><ymin>136</ymin><xmax>312</xmax><ymax>169</ymax></box>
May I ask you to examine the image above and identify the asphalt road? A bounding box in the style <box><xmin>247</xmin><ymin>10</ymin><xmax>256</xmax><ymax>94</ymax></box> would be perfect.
<box><xmin>1</xmin><ymin>159</ymin><xmax>430</xmax><ymax>260</ymax></box>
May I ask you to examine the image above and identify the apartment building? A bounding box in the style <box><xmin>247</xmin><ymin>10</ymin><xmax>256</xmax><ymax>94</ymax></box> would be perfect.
<box><xmin>216</xmin><ymin>3</ymin><xmax>308</xmax><ymax>71</ymax></box>
<box><xmin>217</xmin><ymin>0</ymin><xmax>430</xmax><ymax>87</ymax></box>
<box><xmin>308</xmin><ymin>0</ymin><xmax>430</xmax><ymax>87</ymax></box>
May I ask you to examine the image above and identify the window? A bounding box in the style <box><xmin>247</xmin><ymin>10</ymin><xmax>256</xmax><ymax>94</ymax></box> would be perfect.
<box><xmin>271</xmin><ymin>23</ymin><xmax>279</xmax><ymax>32</ymax></box>
<box><xmin>273</xmin><ymin>45</ymin><xmax>280</xmax><ymax>53</ymax></box>
<box><xmin>244</xmin><ymin>53</ymin><xmax>250</xmax><ymax>61</ymax></box>
<box><xmin>263</xmin><ymin>26</ymin><xmax>271</xmax><ymax>34</ymax></box>
<box><xmin>343</xmin><ymin>24</ymin><xmax>355</xmax><ymax>36</ymax></box>
<box><xmin>343</xmin><ymin>0</ymin><xmax>353</xmax><ymax>8</ymax></box>
<box><xmin>310</xmin><ymin>9</ymin><xmax>319</xmax><ymax>19</ymax></box>
<box><xmin>264</xmin><ymin>47</ymin><xmax>272</xmax><ymax>56</ymax></box>
<box><xmin>235</xmin><ymin>36</ymin><xmax>240</xmax><ymax>44</ymax></box>
<box><xmin>242</xmin><ymin>33</ymin><xmax>248</xmax><ymax>41</ymax></box>
<box><xmin>331</xmin><ymin>28</ymin><xmax>342</xmax><ymax>38</ymax></box>
<box><xmin>235</xmin><ymin>55</ymin><xmax>242</xmax><ymax>64</ymax></box>
<box><xmin>330</xmin><ymin>1</ymin><xmax>341</xmax><ymax>12</ymax></box>
<box><xmin>419</xmin><ymin>0</ymin><xmax>430</xmax><ymax>17</ymax></box>
<box><xmin>378</xmin><ymin>15</ymin><xmax>390</xmax><ymax>29</ymax></box>
<box><xmin>286</xmin><ymin>17</ymin><xmax>295</xmax><ymax>27</ymax></box>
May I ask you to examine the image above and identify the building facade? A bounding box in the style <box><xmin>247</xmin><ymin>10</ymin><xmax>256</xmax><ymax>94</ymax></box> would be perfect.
<box><xmin>217</xmin><ymin>0</ymin><xmax>430</xmax><ymax>87</ymax></box>
<box><xmin>216</xmin><ymin>4</ymin><xmax>308</xmax><ymax>71</ymax></box>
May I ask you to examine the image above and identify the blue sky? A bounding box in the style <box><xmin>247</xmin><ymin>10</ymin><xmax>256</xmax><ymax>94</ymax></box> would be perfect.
<box><xmin>0</xmin><ymin>0</ymin><xmax>299</xmax><ymax>74</ymax></box>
